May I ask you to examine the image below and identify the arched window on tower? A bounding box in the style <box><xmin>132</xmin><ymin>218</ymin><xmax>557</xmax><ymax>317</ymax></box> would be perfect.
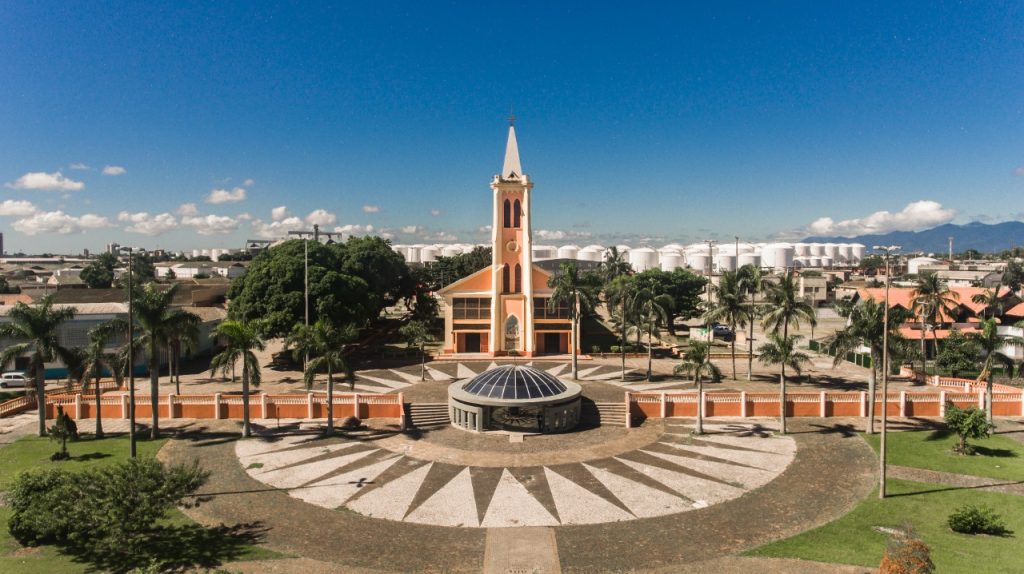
<box><xmin>514</xmin><ymin>263</ymin><xmax>522</xmax><ymax>293</ymax></box>
<box><xmin>502</xmin><ymin>264</ymin><xmax>510</xmax><ymax>293</ymax></box>
<box><xmin>503</xmin><ymin>199</ymin><xmax>511</xmax><ymax>228</ymax></box>
<box><xmin>513</xmin><ymin>199</ymin><xmax>522</xmax><ymax>228</ymax></box>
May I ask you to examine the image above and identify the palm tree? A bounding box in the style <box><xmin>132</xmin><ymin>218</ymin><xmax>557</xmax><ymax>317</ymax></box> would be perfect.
<box><xmin>285</xmin><ymin>319</ymin><xmax>357</xmax><ymax>435</ymax></box>
<box><xmin>210</xmin><ymin>320</ymin><xmax>265</xmax><ymax>437</ymax></box>
<box><xmin>759</xmin><ymin>273</ymin><xmax>816</xmax><ymax>434</ymax></box>
<box><xmin>822</xmin><ymin>299</ymin><xmax>908</xmax><ymax>434</ymax></box>
<box><xmin>76</xmin><ymin>319</ymin><xmax>128</xmax><ymax>438</ymax></box>
<box><xmin>968</xmin><ymin>318</ymin><xmax>1024</xmax><ymax>424</ymax></box>
<box><xmin>673</xmin><ymin>341</ymin><xmax>721</xmax><ymax>435</ymax></box>
<box><xmin>132</xmin><ymin>283</ymin><xmax>201</xmax><ymax>439</ymax></box>
<box><xmin>399</xmin><ymin>319</ymin><xmax>435</xmax><ymax>380</ymax></box>
<box><xmin>0</xmin><ymin>296</ymin><xmax>77</xmax><ymax>437</ymax></box>
<box><xmin>600</xmin><ymin>246</ymin><xmax>633</xmax><ymax>283</ymax></box>
<box><xmin>604</xmin><ymin>275</ymin><xmax>634</xmax><ymax>381</ymax></box>
<box><xmin>737</xmin><ymin>264</ymin><xmax>765</xmax><ymax>381</ymax></box>
<box><xmin>757</xmin><ymin>333</ymin><xmax>811</xmax><ymax>434</ymax></box>
<box><xmin>970</xmin><ymin>286</ymin><xmax>1004</xmax><ymax>321</ymax></box>
<box><xmin>629</xmin><ymin>288</ymin><xmax>673</xmax><ymax>381</ymax></box>
<box><xmin>910</xmin><ymin>273</ymin><xmax>959</xmax><ymax>374</ymax></box>
<box><xmin>548</xmin><ymin>262</ymin><xmax>601</xmax><ymax>380</ymax></box>
<box><xmin>703</xmin><ymin>270</ymin><xmax>749</xmax><ymax>380</ymax></box>
<box><xmin>167</xmin><ymin>318</ymin><xmax>200</xmax><ymax>395</ymax></box>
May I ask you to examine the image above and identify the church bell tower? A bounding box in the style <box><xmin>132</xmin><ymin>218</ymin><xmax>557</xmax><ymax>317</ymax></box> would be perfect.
<box><xmin>490</xmin><ymin>119</ymin><xmax>535</xmax><ymax>355</ymax></box>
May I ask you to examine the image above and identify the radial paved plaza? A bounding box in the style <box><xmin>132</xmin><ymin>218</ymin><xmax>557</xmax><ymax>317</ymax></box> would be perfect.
<box><xmin>237</xmin><ymin>420</ymin><xmax>795</xmax><ymax>528</ymax></box>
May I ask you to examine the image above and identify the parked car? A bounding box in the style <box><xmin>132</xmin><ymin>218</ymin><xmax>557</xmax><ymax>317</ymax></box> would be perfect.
<box><xmin>0</xmin><ymin>372</ymin><xmax>28</xmax><ymax>389</ymax></box>
<box><xmin>710</xmin><ymin>323</ymin><xmax>735</xmax><ymax>342</ymax></box>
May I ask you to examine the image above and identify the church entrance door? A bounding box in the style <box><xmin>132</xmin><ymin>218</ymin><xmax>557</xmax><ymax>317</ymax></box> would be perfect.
<box><xmin>463</xmin><ymin>333</ymin><xmax>481</xmax><ymax>353</ymax></box>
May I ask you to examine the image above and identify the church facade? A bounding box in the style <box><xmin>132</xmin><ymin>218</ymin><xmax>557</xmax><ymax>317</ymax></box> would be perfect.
<box><xmin>438</xmin><ymin>124</ymin><xmax>572</xmax><ymax>356</ymax></box>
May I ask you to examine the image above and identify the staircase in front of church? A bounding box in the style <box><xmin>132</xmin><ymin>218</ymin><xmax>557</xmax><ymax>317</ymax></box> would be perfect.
<box><xmin>406</xmin><ymin>403</ymin><xmax>451</xmax><ymax>430</ymax></box>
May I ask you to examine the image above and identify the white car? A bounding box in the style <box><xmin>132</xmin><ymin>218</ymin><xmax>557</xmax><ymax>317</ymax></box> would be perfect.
<box><xmin>0</xmin><ymin>372</ymin><xmax>29</xmax><ymax>389</ymax></box>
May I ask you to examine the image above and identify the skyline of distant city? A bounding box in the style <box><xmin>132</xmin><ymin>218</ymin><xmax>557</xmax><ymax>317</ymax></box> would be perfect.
<box><xmin>2</xmin><ymin>3</ymin><xmax>1022</xmax><ymax>253</ymax></box>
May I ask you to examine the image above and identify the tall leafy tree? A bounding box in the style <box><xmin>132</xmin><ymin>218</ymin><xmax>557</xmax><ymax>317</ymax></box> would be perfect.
<box><xmin>703</xmin><ymin>270</ymin><xmax>749</xmax><ymax>380</ymax></box>
<box><xmin>910</xmin><ymin>273</ymin><xmax>959</xmax><ymax>373</ymax></box>
<box><xmin>0</xmin><ymin>296</ymin><xmax>77</xmax><ymax>437</ymax></box>
<box><xmin>968</xmin><ymin>318</ymin><xmax>1024</xmax><ymax>424</ymax></box>
<box><xmin>132</xmin><ymin>283</ymin><xmax>201</xmax><ymax>439</ymax></box>
<box><xmin>80</xmin><ymin>252</ymin><xmax>117</xmax><ymax>289</ymax></box>
<box><xmin>399</xmin><ymin>319</ymin><xmax>436</xmax><ymax>380</ymax></box>
<box><xmin>600</xmin><ymin>246</ymin><xmax>633</xmax><ymax>283</ymax></box>
<box><xmin>673</xmin><ymin>341</ymin><xmax>721</xmax><ymax>435</ymax></box>
<box><xmin>821</xmin><ymin>299</ymin><xmax>909</xmax><ymax>434</ymax></box>
<box><xmin>936</xmin><ymin>328</ymin><xmax>981</xmax><ymax>377</ymax></box>
<box><xmin>210</xmin><ymin>320</ymin><xmax>265</xmax><ymax>437</ymax></box>
<box><xmin>285</xmin><ymin>319</ymin><xmax>357</xmax><ymax>435</ymax></box>
<box><xmin>632</xmin><ymin>268</ymin><xmax>706</xmax><ymax>335</ymax></box>
<box><xmin>629</xmin><ymin>288</ymin><xmax>673</xmax><ymax>381</ymax></box>
<box><xmin>757</xmin><ymin>333</ymin><xmax>811</xmax><ymax>435</ymax></box>
<box><xmin>737</xmin><ymin>264</ymin><xmax>765</xmax><ymax>381</ymax></box>
<box><xmin>1002</xmin><ymin>260</ymin><xmax>1024</xmax><ymax>294</ymax></box>
<box><xmin>548</xmin><ymin>262</ymin><xmax>601</xmax><ymax>380</ymax></box>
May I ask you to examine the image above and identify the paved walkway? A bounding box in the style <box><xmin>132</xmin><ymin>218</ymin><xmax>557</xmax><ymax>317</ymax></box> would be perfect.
<box><xmin>164</xmin><ymin>418</ymin><xmax>876</xmax><ymax>573</ymax></box>
<box><xmin>888</xmin><ymin>465</ymin><xmax>1024</xmax><ymax>496</ymax></box>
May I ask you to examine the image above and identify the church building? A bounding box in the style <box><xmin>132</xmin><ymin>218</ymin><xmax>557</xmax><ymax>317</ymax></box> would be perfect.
<box><xmin>438</xmin><ymin>124</ymin><xmax>572</xmax><ymax>356</ymax></box>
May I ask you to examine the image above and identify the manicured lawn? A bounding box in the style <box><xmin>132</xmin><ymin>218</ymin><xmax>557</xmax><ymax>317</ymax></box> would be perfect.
<box><xmin>748</xmin><ymin>479</ymin><xmax>1024</xmax><ymax>573</ymax></box>
<box><xmin>0</xmin><ymin>435</ymin><xmax>283</xmax><ymax>573</ymax></box>
<box><xmin>863</xmin><ymin>429</ymin><xmax>1024</xmax><ymax>481</ymax></box>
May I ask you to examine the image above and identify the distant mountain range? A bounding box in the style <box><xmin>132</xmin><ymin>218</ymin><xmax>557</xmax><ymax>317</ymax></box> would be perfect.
<box><xmin>802</xmin><ymin>221</ymin><xmax>1024</xmax><ymax>255</ymax></box>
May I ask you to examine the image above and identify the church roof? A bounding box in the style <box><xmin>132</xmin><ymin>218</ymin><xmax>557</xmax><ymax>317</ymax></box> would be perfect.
<box><xmin>462</xmin><ymin>364</ymin><xmax>566</xmax><ymax>400</ymax></box>
<box><xmin>502</xmin><ymin>125</ymin><xmax>522</xmax><ymax>179</ymax></box>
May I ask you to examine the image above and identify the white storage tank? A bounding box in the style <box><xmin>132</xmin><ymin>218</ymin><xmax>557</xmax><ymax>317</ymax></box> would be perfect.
<box><xmin>584</xmin><ymin>244</ymin><xmax>605</xmax><ymax>254</ymax></box>
<box><xmin>908</xmin><ymin>256</ymin><xmax>941</xmax><ymax>274</ymax></box>
<box><xmin>838</xmin><ymin>244</ymin><xmax>853</xmax><ymax>263</ymax></box>
<box><xmin>660</xmin><ymin>251</ymin><xmax>684</xmax><ymax>271</ymax></box>
<box><xmin>794</xmin><ymin>243</ymin><xmax>810</xmax><ymax>257</ymax></box>
<box><xmin>687</xmin><ymin>253</ymin><xmax>711</xmax><ymax>273</ymax></box>
<box><xmin>629</xmin><ymin>247</ymin><xmax>658</xmax><ymax>272</ymax></box>
<box><xmin>557</xmin><ymin>245</ymin><xmax>580</xmax><ymax>260</ymax></box>
<box><xmin>441</xmin><ymin>246</ymin><xmax>462</xmax><ymax>258</ymax></box>
<box><xmin>851</xmin><ymin>244</ymin><xmax>866</xmax><ymax>263</ymax></box>
<box><xmin>532</xmin><ymin>245</ymin><xmax>556</xmax><ymax>260</ymax></box>
<box><xmin>820</xmin><ymin>256</ymin><xmax>834</xmax><ymax>268</ymax></box>
<box><xmin>717</xmin><ymin>253</ymin><xmax>737</xmax><ymax>272</ymax></box>
<box><xmin>419</xmin><ymin>246</ymin><xmax>439</xmax><ymax>263</ymax></box>
<box><xmin>615</xmin><ymin>245</ymin><xmax>632</xmax><ymax>255</ymax></box>
<box><xmin>772</xmin><ymin>244</ymin><xmax>795</xmax><ymax>270</ymax></box>
<box><xmin>792</xmin><ymin>258</ymin><xmax>805</xmax><ymax>268</ymax></box>
<box><xmin>577</xmin><ymin>247</ymin><xmax>602</xmax><ymax>262</ymax></box>
<box><xmin>738</xmin><ymin>253</ymin><xmax>761</xmax><ymax>269</ymax></box>
<box><xmin>807</xmin><ymin>257</ymin><xmax>821</xmax><ymax>268</ymax></box>
<box><xmin>824</xmin><ymin>243</ymin><xmax>840</xmax><ymax>260</ymax></box>
<box><xmin>809</xmin><ymin>243</ymin><xmax>824</xmax><ymax>256</ymax></box>
<box><xmin>662</xmin><ymin>243</ymin><xmax>686</xmax><ymax>254</ymax></box>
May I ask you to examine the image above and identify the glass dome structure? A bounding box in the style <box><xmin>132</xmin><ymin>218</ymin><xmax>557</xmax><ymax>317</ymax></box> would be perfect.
<box><xmin>448</xmin><ymin>364</ymin><xmax>582</xmax><ymax>434</ymax></box>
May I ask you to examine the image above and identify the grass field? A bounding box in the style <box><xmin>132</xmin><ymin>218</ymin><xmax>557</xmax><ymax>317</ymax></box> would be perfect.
<box><xmin>0</xmin><ymin>435</ymin><xmax>282</xmax><ymax>573</ymax></box>
<box><xmin>748</xmin><ymin>479</ymin><xmax>1024</xmax><ymax>573</ymax></box>
<box><xmin>863</xmin><ymin>429</ymin><xmax>1024</xmax><ymax>481</ymax></box>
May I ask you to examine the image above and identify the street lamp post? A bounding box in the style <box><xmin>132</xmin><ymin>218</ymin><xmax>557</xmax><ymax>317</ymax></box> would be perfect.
<box><xmin>873</xmin><ymin>244</ymin><xmax>900</xmax><ymax>499</ymax></box>
<box><xmin>121</xmin><ymin>247</ymin><xmax>137</xmax><ymax>458</ymax></box>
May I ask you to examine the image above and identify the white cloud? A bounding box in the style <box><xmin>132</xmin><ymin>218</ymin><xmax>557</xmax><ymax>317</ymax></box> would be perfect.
<box><xmin>119</xmin><ymin>211</ymin><xmax>179</xmax><ymax>236</ymax></box>
<box><xmin>333</xmin><ymin>224</ymin><xmax>375</xmax><ymax>236</ymax></box>
<box><xmin>537</xmin><ymin>229</ymin><xmax>568</xmax><ymax>240</ymax></box>
<box><xmin>13</xmin><ymin>210</ymin><xmax>111</xmax><ymax>235</ymax></box>
<box><xmin>177</xmin><ymin>202</ymin><xmax>199</xmax><ymax>216</ymax></box>
<box><xmin>430</xmin><ymin>209</ymin><xmax>442</xmax><ymax>217</ymax></box>
<box><xmin>102</xmin><ymin>165</ymin><xmax>126</xmax><ymax>176</ymax></box>
<box><xmin>0</xmin><ymin>200</ymin><xmax>38</xmax><ymax>217</ymax></box>
<box><xmin>205</xmin><ymin>187</ymin><xmax>247</xmax><ymax>204</ymax></box>
<box><xmin>271</xmin><ymin>206</ymin><xmax>289</xmax><ymax>222</ymax></box>
<box><xmin>305</xmin><ymin>209</ymin><xmax>337</xmax><ymax>225</ymax></box>
<box><xmin>478</xmin><ymin>225</ymin><xmax>492</xmax><ymax>234</ymax></box>
<box><xmin>243</xmin><ymin>178</ymin><xmax>255</xmax><ymax>186</ymax></box>
<box><xmin>401</xmin><ymin>225</ymin><xmax>423</xmax><ymax>234</ymax></box>
<box><xmin>806</xmin><ymin>200</ymin><xmax>957</xmax><ymax>237</ymax></box>
<box><xmin>182</xmin><ymin>214</ymin><xmax>239</xmax><ymax>235</ymax></box>
<box><xmin>251</xmin><ymin>216</ymin><xmax>305</xmax><ymax>239</ymax></box>
<box><xmin>1014</xmin><ymin>167</ymin><xmax>1024</xmax><ymax>176</ymax></box>
<box><xmin>69</xmin><ymin>163</ymin><xmax>91</xmax><ymax>171</ymax></box>
<box><xmin>236</xmin><ymin>212</ymin><xmax>252</xmax><ymax>221</ymax></box>
<box><xmin>5</xmin><ymin>171</ymin><xmax>84</xmax><ymax>192</ymax></box>
<box><xmin>362</xmin><ymin>204</ymin><xmax>380</xmax><ymax>214</ymax></box>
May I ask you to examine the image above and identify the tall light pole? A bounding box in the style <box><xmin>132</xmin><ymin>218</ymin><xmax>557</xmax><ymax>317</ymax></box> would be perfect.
<box><xmin>121</xmin><ymin>247</ymin><xmax>137</xmax><ymax>458</ymax></box>
<box><xmin>873</xmin><ymin>244</ymin><xmax>900</xmax><ymax>499</ymax></box>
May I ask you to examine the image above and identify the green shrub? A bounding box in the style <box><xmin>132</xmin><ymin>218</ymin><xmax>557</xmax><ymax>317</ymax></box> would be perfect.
<box><xmin>591</xmin><ymin>345</ymin><xmax>602</xmax><ymax>354</ymax></box>
<box><xmin>947</xmin><ymin>505</ymin><xmax>1009</xmax><ymax>535</ymax></box>
<box><xmin>7</xmin><ymin>458</ymin><xmax>210</xmax><ymax>555</ymax></box>
<box><xmin>944</xmin><ymin>403</ymin><xmax>993</xmax><ymax>455</ymax></box>
<box><xmin>610</xmin><ymin>345</ymin><xmax>621</xmax><ymax>353</ymax></box>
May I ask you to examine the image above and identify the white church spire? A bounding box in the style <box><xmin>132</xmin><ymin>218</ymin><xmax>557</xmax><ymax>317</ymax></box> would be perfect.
<box><xmin>502</xmin><ymin>116</ymin><xmax>522</xmax><ymax>179</ymax></box>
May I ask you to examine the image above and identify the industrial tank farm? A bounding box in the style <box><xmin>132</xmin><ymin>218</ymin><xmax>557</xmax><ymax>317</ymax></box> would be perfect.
<box><xmin>393</xmin><ymin>241</ymin><xmax>866</xmax><ymax>273</ymax></box>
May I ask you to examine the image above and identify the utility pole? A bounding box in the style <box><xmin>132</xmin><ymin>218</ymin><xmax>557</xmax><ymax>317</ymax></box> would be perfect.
<box><xmin>948</xmin><ymin>236</ymin><xmax>954</xmax><ymax>262</ymax></box>
<box><xmin>121</xmin><ymin>247</ymin><xmax>137</xmax><ymax>458</ymax></box>
<box><xmin>873</xmin><ymin>244</ymin><xmax>900</xmax><ymax>499</ymax></box>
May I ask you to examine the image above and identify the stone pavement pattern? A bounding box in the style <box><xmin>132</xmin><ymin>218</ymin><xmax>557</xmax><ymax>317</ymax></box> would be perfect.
<box><xmin>237</xmin><ymin>420</ymin><xmax>796</xmax><ymax>527</ymax></box>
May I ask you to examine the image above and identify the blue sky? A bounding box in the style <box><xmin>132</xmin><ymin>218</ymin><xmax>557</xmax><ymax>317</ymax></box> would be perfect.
<box><xmin>1</xmin><ymin>2</ymin><xmax>1022</xmax><ymax>253</ymax></box>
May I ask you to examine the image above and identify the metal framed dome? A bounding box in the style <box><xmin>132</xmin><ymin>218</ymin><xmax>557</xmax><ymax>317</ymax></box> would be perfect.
<box><xmin>461</xmin><ymin>364</ymin><xmax>567</xmax><ymax>400</ymax></box>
